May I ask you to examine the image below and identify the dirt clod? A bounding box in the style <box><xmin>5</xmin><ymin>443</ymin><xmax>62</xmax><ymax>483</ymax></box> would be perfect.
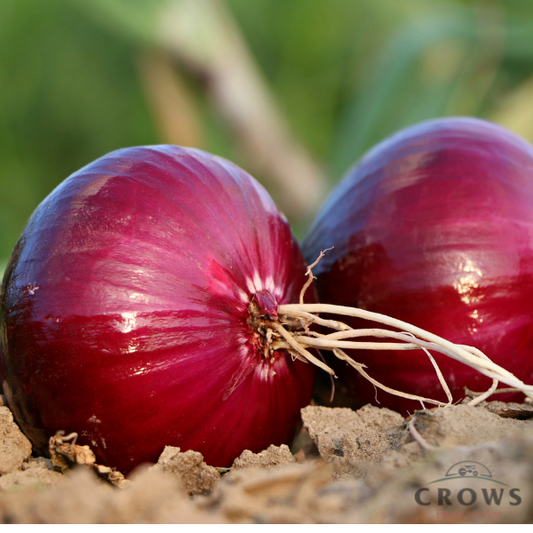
<box><xmin>232</xmin><ymin>444</ymin><xmax>296</xmax><ymax>469</ymax></box>
<box><xmin>150</xmin><ymin>446</ymin><xmax>220</xmax><ymax>496</ymax></box>
<box><xmin>0</xmin><ymin>406</ymin><xmax>32</xmax><ymax>475</ymax></box>
<box><xmin>301</xmin><ymin>404</ymin><xmax>406</xmax><ymax>479</ymax></box>
<box><xmin>1</xmin><ymin>401</ymin><xmax>533</xmax><ymax>523</ymax></box>
<box><xmin>210</xmin><ymin>461</ymin><xmax>336</xmax><ymax>523</ymax></box>
<box><xmin>0</xmin><ymin>459</ymin><xmax>63</xmax><ymax>493</ymax></box>
<box><xmin>408</xmin><ymin>404</ymin><xmax>533</xmax><ymax>447</ymax></box>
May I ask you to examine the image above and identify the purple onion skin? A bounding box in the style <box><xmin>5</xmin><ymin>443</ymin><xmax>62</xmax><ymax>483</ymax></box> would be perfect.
<box><xmin>303</xmin><ymin>117</ymin><xmax>533</xmax><ymax>414</ymax></box>
<box><xmin>0</xmin><ymin>146</ymin><xmax>315</xmax><ymax>472</ymax></box>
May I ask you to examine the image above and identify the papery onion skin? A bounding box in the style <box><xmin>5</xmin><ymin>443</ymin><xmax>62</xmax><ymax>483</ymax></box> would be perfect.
<box><xmin>303</xmin><ymin>117</ymin><xmax>533</xmax><ymax>414</ymax></box>
<box><xmin>0</xmin><ymin>145</ymin><xmax>315</xmax><ymax>472</ymax></box>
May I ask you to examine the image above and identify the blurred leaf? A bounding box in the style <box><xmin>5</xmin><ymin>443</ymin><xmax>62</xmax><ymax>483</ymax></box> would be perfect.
<box><xmin>3</xmin><ymin>0</ymin><xmax>533</xmax><ymax>254</ymax></box>
<box><xmin>154</xmin><ymin>0</ymin><xmax>328</xmax><ymax>220</ymax></box>
<box><xmin>329</xmin><ymin>5</ymin><xmax>482</xmax><ymax>180</ymax></box>
<box><xmin>69</xmin><ymin>0</ymin><xmax>164</xmax><ymax>44</ymax></box>
<box><xmin>227</xmin><ymin>0</ymin><xmax>437</xmax><ymax>161</ymax></box>
<box><xmin>0</xmin><ymin>0</ymin><xmax>158</xmax><ymax>258</ymax></box>
<box><xmin>137</xmin><ymin>50</ymin><xmax>204</xmax><ymax>148</ymax></box>
<box><xmin>490</xmin><ymin>75</ymin><xmax>533</xmax><ymax>144</ymax></box>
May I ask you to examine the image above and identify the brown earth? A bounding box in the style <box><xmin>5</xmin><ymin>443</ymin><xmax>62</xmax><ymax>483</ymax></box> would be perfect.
<box><xmin>1</xmin><ymin>393</ymin><xmax>533</xmax><ymax>524</ymax></box>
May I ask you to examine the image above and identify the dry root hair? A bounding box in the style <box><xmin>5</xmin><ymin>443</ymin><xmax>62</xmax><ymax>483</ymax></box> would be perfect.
<box><xmin>269</xmin><ymin>250</ymin><xmax>533</xmax><ymax>409</ymax></box>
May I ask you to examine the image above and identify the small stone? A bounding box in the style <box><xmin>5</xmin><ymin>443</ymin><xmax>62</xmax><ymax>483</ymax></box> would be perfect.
<box><xmin>0</xmin><ymin>406</ymin><xmax>32</xmax><ymax>474</ymax></box>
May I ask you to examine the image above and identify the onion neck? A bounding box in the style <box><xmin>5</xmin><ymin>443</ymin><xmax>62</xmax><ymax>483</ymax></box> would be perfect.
<box><xmin>247</xmin><ymin>289</ymin><xmax>284</xmax><ymax>361</ymax></box>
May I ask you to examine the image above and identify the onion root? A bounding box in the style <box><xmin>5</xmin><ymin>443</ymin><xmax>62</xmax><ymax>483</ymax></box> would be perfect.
<box><xmin>268</xmin><ymin>252</ymin><xmax>533</xmax><ymax>409</ymax></box>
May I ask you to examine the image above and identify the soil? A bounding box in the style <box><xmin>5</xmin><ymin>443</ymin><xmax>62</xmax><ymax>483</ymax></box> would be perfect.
<box><xmin>1</xmin><ymin>393</ymin><xmax>533</xmax><ymax>524</ymax></box>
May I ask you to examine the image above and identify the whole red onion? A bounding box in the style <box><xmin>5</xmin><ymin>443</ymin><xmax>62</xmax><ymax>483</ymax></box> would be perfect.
<box><xmin>0</xmin><ymin>145</ymin><xmax>315</xmax><ymax>472</ymax></box>
<box><xmin>303</xmin><ymin>117</ymin><xmax>533</xmax><ymax>413</ymax></box>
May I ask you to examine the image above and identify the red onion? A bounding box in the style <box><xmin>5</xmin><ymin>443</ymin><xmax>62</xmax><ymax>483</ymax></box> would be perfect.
<box><xmin>302</xmin><ymin>117</ymin><xmax>533</xmax><ymax>413</ymax></box>
<box><xmin>0</xmin><ymin>145</ymin><xmax>316</xmax><ymax>472</ymax></box>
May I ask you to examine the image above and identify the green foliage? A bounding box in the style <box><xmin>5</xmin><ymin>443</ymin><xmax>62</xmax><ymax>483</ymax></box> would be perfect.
<box><xmin>2</xmin><ymin>0</ymin><xmax>533</xmax><ymax>259</ymax></box>
<box><xmin>0</xmin><ymin>0</ymin><xmax>158</xmax><ymax>259</ymax></box>
<box><xmin>227</xmin><ymin>0</ymin><xmax>432</xmax><ymax>165</ymax></box>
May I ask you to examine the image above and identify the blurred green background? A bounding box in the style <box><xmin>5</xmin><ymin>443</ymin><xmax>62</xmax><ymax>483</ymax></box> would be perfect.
<box><xmin>2</xmin><ymin>0</ymin><xmax>533</xmax><ymax>277</ymax></box>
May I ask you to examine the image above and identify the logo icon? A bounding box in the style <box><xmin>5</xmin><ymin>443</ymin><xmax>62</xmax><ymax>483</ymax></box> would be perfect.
<box><xmin>445</xmin><ymin>461</ymin><xmax>492</xmax><ymax>480</ymax></box>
